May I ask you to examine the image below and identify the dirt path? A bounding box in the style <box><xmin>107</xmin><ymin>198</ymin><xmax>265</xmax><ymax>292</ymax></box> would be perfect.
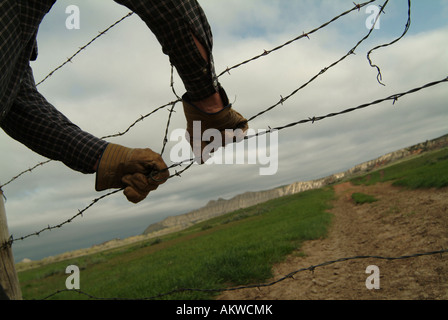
<box><xmin>218</xmin><ymin>182</ymin><xmax>448</xmax><ymax>300</ymax></box>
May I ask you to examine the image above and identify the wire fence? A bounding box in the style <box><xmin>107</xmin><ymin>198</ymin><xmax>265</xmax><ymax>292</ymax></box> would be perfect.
<box><xmin>1</xmin><ymin>0</ymin><xmax>447</xmax><ymax>300</ymax></box>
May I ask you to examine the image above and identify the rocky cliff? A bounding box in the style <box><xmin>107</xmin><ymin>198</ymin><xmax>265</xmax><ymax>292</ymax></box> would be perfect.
<box><xmin>143</xmin><ymin>135</ymin><xmax>448</xmax><ymax>237</ymax></box>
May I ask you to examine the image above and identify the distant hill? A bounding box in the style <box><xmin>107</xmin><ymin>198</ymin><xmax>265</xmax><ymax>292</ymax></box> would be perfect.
<box><xmin>143</xmin><ymin>134</ymin><xmax>448</xmax><ymax>238</ymax></box>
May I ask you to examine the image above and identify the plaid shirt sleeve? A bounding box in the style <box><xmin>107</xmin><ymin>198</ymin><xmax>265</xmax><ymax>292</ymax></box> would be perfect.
<box><xmin>0</xmin><ymin>1</ymin><xmax>57</xmax><ymax>121</ymax></box>
<box><xmin>1</xmin><ymin>0</ymin><xmax>220</xmax><ymax>174</ymax></box>
<box><xmin>1</xmin><ymin>66</ymin><xmax>109</xmax><ymax>174</ymax></box>
<box><xmin>0</xmin><ymin>0</ymin><xmax>107</xmax><ymax>174</ymax></box>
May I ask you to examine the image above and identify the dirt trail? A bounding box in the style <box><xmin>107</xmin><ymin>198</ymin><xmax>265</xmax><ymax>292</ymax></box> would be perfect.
<box><xmin>218</xmin><ymin>182</ymin><xmax>448</xmax><ymax>300</ymax></box>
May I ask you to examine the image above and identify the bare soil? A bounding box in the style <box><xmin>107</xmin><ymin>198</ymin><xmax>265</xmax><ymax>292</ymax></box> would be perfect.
<box><xmin>218</xmin><ymin>182</ymin><xmax>448</xmax><ymax>300</ymax></box>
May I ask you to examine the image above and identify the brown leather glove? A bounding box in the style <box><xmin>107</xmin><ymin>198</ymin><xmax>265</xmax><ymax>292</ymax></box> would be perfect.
<box><xmin>95</xmin><ymin>144</ymin><xmax>169</xmax><ymax>203</ymax></box>
<box><xmin>183</xmin><ymin>88</ymin><xmax>249</xmax><ymax>164</ymax></box>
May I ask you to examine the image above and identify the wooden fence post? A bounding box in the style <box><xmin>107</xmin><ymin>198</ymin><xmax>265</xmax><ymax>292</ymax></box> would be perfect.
<box><xmin>0</xmin><ymin>189</ymin><xmax>22</xmax><ymax>300</ymax></box>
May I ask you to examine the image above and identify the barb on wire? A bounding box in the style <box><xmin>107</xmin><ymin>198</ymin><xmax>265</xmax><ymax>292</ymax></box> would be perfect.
<box><xmin>38</xmin><ymin>248</ymin><xmax>448</xmax><ymax>300</ymax></box>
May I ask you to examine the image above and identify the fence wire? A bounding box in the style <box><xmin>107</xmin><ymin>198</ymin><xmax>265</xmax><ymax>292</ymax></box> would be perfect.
<box><xmin>35</xmin><ymin>11</ymin><xmax>134</xmax><ymax>87</ymax></box>
<box><xmin>1</xmin><ymin>0</ymin><xmax>447</xmax><ymax>300</ymax></box>
<box><xmin>2</xmin><ymin>73</ymin><xmax>447</xmax><ymax>250</ymax></box>
<box><xmin>0</xmin><ymin>0</ymin><xmax>380</xmax><ymax>190</ymax></box>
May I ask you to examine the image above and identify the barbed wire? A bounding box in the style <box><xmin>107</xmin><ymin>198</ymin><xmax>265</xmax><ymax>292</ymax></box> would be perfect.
<box><xmin>216</xmin><ymin>0</ymin><xmax>378</xmax><ymax>78</ymax></box>
<box><xmin>35</xmin><ymin>11</ymin><xmax>134</xmax><ymax>87</ymax></box>
<box><xmin>0</xmin><ymin>12</ymin><xmax>137</xmax><ymax>190</ymax></box>
<box><xmin>1</xmin><ymin>0</ymin><xmax>447</xmax><ymax>301</ymax></box>
<box><xmin>3</xmin><ymin>0</ymin><xmax>445</xmax><ymax>249</ymax></box>
<box><xmin>37</xmin><ymin>248</ymin><xmax>448</xmax><ymax>300</ymax></box>
<box><xmin>0</xmin><ymin>0</ymin><xmax>379</xmax><ymax>190</ymax></box>
<box><xmin>0</xmin><ymin>189</ymin><xmax>122</xmax><ymax>250</ymax></box>
<box><xmin>246</xmin><ymin>0</ymin><xmax>390</xmax><ymax>122</ymax></box>
<box><xmin>0</xmin><ymin>159</ymin><xmax>52</xmax><ymax>191</ymax></box>
<box><xmin>3</xmin><ymin>74</ymin><xmax>447</xmax><ymax>250</ymax></box>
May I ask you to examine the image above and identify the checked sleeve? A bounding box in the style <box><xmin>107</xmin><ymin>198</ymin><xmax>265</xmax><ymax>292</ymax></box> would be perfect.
<box><xmin>1</xmin><ymin>67</ymin><xmax>108</xmax><ymax>174</ymax></box>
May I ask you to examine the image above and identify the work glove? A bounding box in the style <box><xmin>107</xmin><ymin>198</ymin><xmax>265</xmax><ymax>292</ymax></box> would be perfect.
<box><xmin>95</xmin><ymin>144</ymin><xmax>169</xmax><ymax>203</ymax></box>
<box><xmin>183</xmin><ymin>87</ymin><xmax>249</xmax><ymax>164</ymax></box>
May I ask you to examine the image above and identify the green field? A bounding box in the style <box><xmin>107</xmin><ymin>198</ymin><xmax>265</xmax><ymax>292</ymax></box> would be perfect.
<box><xmin>18</xmin><ymin>147</ymin><xmax>448</xmax><ymax>300</ymax></box>
<box><xmin>19</xmin><ymin>187</ymin><xmax>335</xmax><ymax>300</ymax></box>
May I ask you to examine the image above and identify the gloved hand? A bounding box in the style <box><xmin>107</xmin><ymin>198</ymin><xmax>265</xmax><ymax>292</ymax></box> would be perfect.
<box><xmin>183</xmin><ymin>87</ymin><xmax>248</xmax><ymax>164</ymax></box>
<box><xmin>95</xmin><ymin>144</ymin><xmax>169</xmax><ymax>203</ymax></box>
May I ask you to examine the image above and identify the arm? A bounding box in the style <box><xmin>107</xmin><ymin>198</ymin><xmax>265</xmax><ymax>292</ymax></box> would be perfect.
<box><xmin>1</xmin><ymin>66</ymin><xmax>108</xmax><ymax>174</ymax></box>
<box><xmin>1</xmin><ymin>66</ymin><xmax>169</xmax><ymax>203</ymax></box>
<box><xmin>113</xmin><ymin>0</ymin><xmax>248</xmax><ymax>163</ymax></box>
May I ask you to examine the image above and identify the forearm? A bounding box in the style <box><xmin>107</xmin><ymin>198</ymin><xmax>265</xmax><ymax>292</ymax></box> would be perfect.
<box><xmin>0</xmin><ymin>67</ymin><xmax>108</xmax><ymax>174</ymax></box>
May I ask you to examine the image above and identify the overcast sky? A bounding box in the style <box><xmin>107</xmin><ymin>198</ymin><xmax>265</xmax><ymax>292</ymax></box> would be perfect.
<box><xmin>1</xmin><ymin>0</ymin><xmax>447</xmax><ymax>262</ymax></box>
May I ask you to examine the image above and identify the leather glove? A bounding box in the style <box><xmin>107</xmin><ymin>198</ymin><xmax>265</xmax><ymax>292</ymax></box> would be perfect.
<box><xmin>95</xmin><ymin>144</ymin><xmax>169</xmax><ymax>203</ymax></box>
<box><xmin>183</xmin><ymin>87</ymin><xmax>248</xmax><ymax>164</ymax></box>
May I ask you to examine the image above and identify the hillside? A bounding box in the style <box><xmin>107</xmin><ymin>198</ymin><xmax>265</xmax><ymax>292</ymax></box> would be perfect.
<box><xmin>143</xmin><ymin>134</ymin><xmax>448</xmax><ymax>238</ymax></box>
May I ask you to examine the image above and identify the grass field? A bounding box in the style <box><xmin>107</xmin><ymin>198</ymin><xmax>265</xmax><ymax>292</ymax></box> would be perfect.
<box><xmin>19</xmin><ymin>187</ymin><xmax>334</xmax><ymax>300</ymax></box>
<box><xmin>18</xmin><ymin>147</ymin><xmax>448</xmax><ymax>300</ymax></box>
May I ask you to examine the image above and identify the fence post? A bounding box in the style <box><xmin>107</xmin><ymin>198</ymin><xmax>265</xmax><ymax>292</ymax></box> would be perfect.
<box><xmin>0</xmin><ymin>189</ymin><xmax>22</xmax><ymax>300</ymax></box>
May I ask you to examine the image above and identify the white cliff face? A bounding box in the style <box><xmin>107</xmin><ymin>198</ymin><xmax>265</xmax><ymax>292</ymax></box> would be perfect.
<box><xmin>143</xmin><ymin>179</ymin><xmax>328</xmax><ymax>236</ymax></box>
<box><xmin>143</xmin><ymin>135</ymin><xmax>448</xmax><ymax>236</ymax></box>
